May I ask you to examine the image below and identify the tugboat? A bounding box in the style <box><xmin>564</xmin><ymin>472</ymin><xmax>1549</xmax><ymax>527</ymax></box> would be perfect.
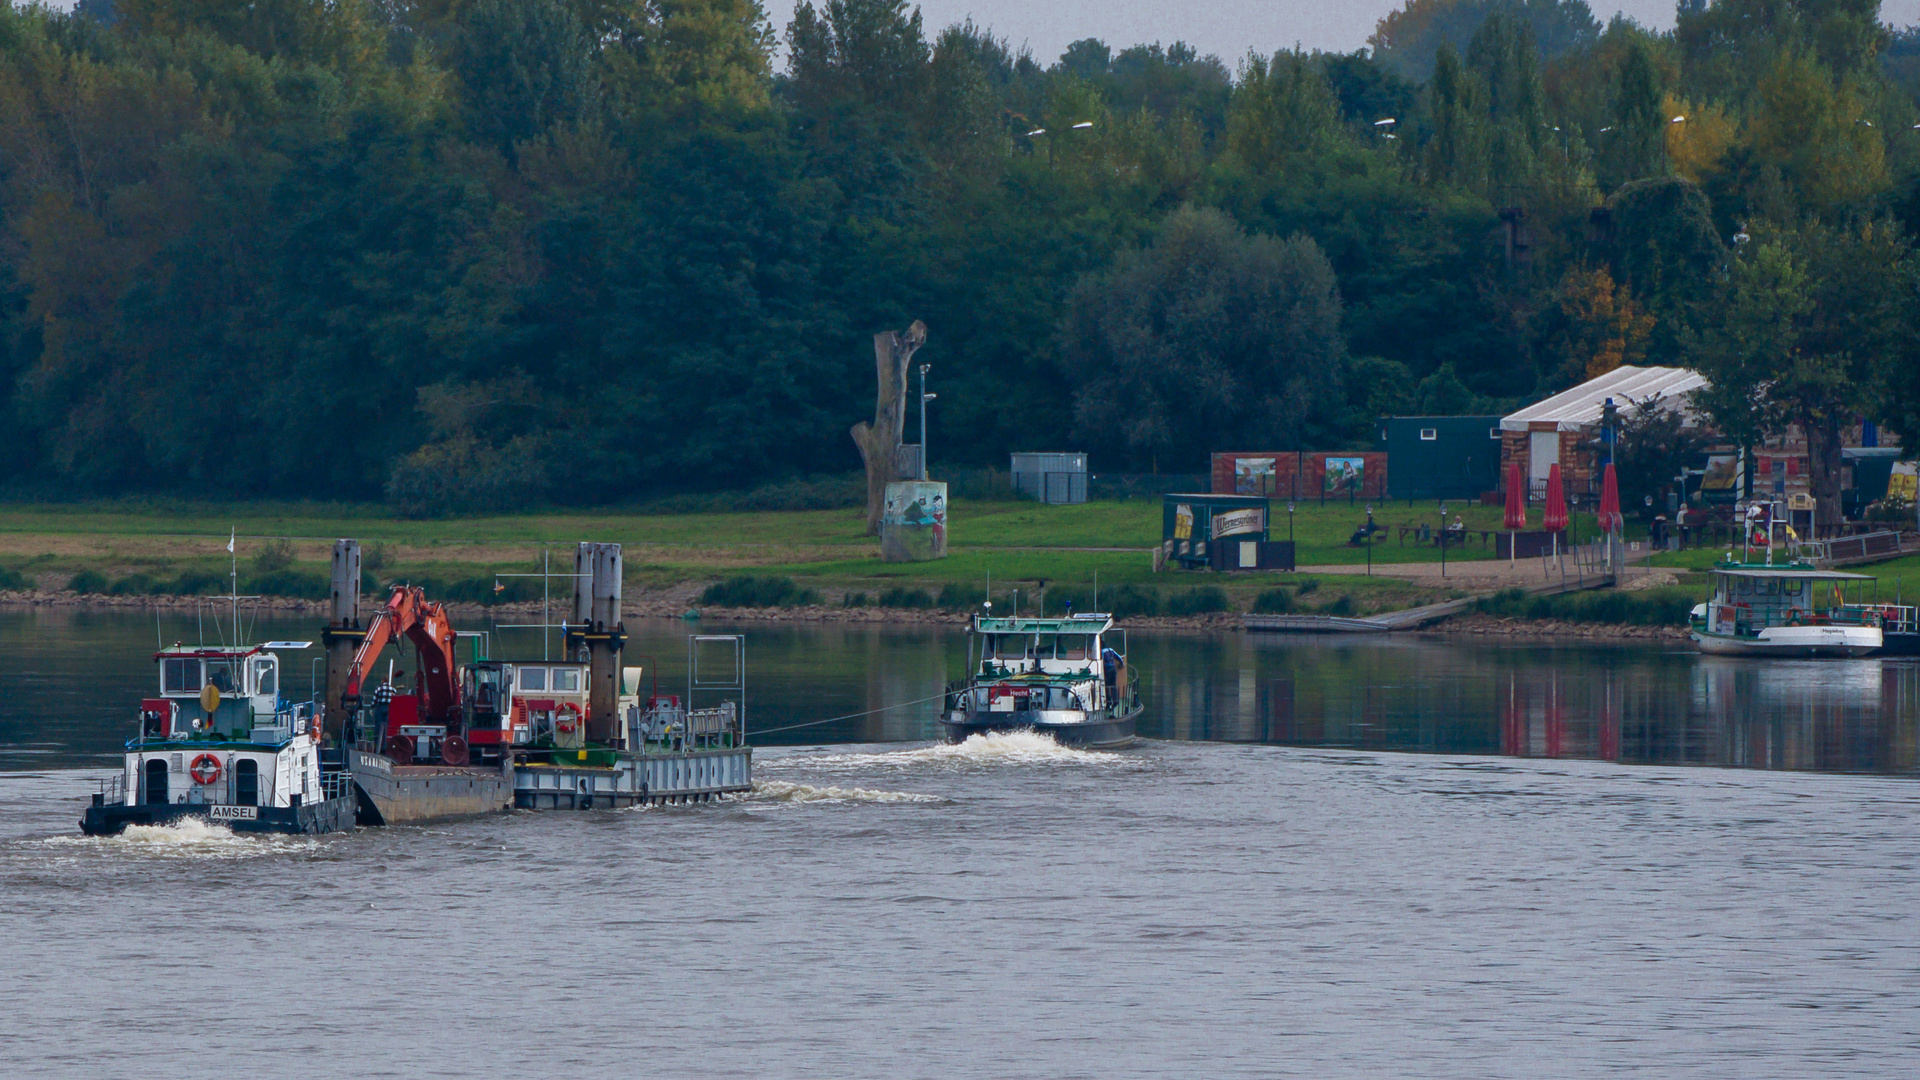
<box><xmin>82</xmin><ymin>641</ymin><xmax>355</xmax><ymax>835</ymax></box>
<box><xmin>941</xmin><ymin>610</ymin><xmax>1142</xmax><ymax>747</ymax></box>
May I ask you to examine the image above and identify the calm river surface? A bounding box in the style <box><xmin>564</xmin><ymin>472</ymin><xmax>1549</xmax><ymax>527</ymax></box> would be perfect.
<box><xmin>3</xmin><ymin>608</ymin><xmax>1918</xmax><ymax>1076</ymax></box>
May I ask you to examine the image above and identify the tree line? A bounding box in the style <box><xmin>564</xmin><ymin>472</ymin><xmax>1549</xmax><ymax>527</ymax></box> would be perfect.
<box><xmin>2</xmin><ymin>0</ymin><xmax>1919</xmax><ymax>516</ymax></box>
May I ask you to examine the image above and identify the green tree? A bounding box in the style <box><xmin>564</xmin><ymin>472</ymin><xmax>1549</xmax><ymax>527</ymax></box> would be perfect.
<box><xmin>1225</xmin><ymin>50</ymin><xmax>1342</xmax><ymax>173</ymax></box>
<box><xmin>1691</xmin><ymin>220</ymin><xmax>1912</xmax><ymax>531</ymax></box>
<box><xmin>1059</xmin><ymin>206</ymin><xmax>1347</xmax><ymax>471</ymax></box>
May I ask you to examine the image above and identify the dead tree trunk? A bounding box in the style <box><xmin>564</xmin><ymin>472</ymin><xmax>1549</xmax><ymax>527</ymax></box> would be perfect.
<box><xmin>851</xmin><ymin>320</ymin><xmax>927</xmax><ymax>536</ymax></box>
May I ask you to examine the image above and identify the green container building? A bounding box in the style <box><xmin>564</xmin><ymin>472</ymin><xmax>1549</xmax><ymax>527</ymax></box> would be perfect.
<box><xmin>1380</xmin><ymin>416</ymin><xmax>1503</xmax><ymax>501</ymax></box>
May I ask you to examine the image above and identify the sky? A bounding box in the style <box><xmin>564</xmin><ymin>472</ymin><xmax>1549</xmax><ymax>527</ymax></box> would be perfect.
<box><xmin>26</xmin><ymin>0</ymin><xmax>1920</xmax><ymax>71</ymax></box>
<box><xmin>771</xmin><ymin>0</ymin><xmax>1920</xmax><ymax>68</ymax></box>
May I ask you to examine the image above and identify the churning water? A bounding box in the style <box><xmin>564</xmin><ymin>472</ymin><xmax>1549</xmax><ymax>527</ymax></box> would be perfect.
<box><xmin>2</xmin><ymin>610</ymin><xmax>1918</xmax><ymax>1076</ymax></box>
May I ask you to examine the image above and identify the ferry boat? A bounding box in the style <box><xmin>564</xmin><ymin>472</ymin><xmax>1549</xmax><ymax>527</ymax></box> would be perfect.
<box><xmin>1689</xmin><ymin>562</ymin><xmax>1883</xmax><ymax>658</ymax></box>
<box><xmin>82</xmin><ymin>642</ymin><xmax>356</xmax><ymax>835</ymax></box>
<box><xmin>941</xmin><ymin>612</ymin><xmax>1142</xmax><ymax>747</ymax></box>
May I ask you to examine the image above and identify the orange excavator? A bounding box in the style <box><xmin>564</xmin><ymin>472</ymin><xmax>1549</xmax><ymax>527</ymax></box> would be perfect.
<box><xmin>341</xmin><ymin>584</ymin><xmax>469</xmax><ymax>766</ymax></box>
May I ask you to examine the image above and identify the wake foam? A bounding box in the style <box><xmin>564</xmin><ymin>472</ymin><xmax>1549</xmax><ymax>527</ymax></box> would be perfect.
<box><xmin>741</xmin><ymin>780</ymin><xmax>943</xmax><ymax>805</ymax></box>
<box><xmin>39</xmin><ymin>817</ymin><xmax>317</xmax><ymax>859</ymax></box>
<box><xmin>780</xmin><ymin>730</ymin><xmax>1130</xmax><ymax>770</ymax></box>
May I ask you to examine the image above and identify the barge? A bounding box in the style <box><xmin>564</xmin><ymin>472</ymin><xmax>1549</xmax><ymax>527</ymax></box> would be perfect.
<box><xmin>323</xmin><ymin>540</ymin><xmax>751</xmax><ymax>824</ymax></box>
<box><xmin>82</xmin><ymin>641</ymin><xmax>355</xmax><ymax>836</ymax></box>
<box><xmin>941</xmin><ymin>611</ymin><xmax>1142</xmax><ymax>748</ymax></box>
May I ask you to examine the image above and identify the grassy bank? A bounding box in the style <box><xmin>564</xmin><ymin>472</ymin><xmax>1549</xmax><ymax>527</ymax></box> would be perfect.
<box><xmin>0</xmin><ymin>494</ymin><xmax>1494</xmax><ymax>616</ymax></box>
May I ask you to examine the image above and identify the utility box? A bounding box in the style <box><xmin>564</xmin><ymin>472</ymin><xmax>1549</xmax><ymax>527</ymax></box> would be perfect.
<box><xmin>1011</xmin><ymin>453</ymin><xmax>1088</xmax><ymax>504</ymax></box>
<box><xmin>1382</xmin><ymin>416</ymin><xmax>1503</xmax><ymax>501</ymax></box>
<box><xmin>1160</xmin><ymin>494</ymin><xmax>1270</xmax><ymax>571</ymax></box>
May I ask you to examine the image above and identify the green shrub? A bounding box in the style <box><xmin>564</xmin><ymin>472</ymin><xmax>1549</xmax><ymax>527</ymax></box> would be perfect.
<box><xmin>936</xmin><ymin>582</ymin><xmax>984</xmax><ymax>610</ymax></box>
<box><xmin>68</xmin><ymin>570</ymin><xmax>109</xmax><ymax>594</ymax></box>
<box><xmin>0</xmin><ymin>566</ymin><xmax>28</xmax><ymax>590</ymax></box>
<box><xmin>168</xmin><ymin>570</ymin><xmax>226</xmax><ymax>595</ymax></box>
<box><xmin>1253</xmin><ymin>588</ymin><xmax>1294</xmax><ymax>614</ymax></box>
<box><xmin>1295</xmin><ymin>577</ymin><xmax>1320</xmax><ymax>596</ymax></box>
<box><xmin>109</xmin><ymin>573</ymin><xmax>159</xmax><ymax>596</ymax></box>
<box><xmin>877</xmin><ymin>586</ymin><xmax>933</xmax><ymax>609</ymax></box>
<box><xmin>1469</xmin><ymin>586</ymin><xmax>1693</xmax><ymax>626</ymax></box>
<box><xmin>1166</xmin><ymin>586</ymin><xmax>1230</xmax><ymax>616</ymax></box>
<box><xmin>244</xmin><ymin>570</ymin><xmax>326</xmax><ymax>598</ymax></box>
<box><xmin>700</xmin><ymin>575</ymin><xmax>820</xmax><ymax>608</ymax></box>
<box><xmin>1100</xmin><ymin>584</ymin><xmax>1161</xmax><ymax>619</ymax></box>
<box><xmin>251</xmin><ymin>538</ymin><xmax>295</xmax><ymax>573</ymax></box>
<box><xmin>1323</xmin><ymin>594</ymin><xmax>1355</xmax><ymax>616</ymax></box>
<box><xmin>841</xmin><ymin>591</ymin><xmax>870</xmax><ymax>608</ymax></box>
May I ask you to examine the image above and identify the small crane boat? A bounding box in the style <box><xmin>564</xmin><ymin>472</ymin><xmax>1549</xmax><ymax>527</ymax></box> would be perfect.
<box><xmin>82</xmin><ymin>641</ymin><xmax>356</xmax><ymax>836</ymax></box>
<box><xmin>941</xmin><ymin>612</ymin><xmax>1142</xmax><ymax>748</ymax></box>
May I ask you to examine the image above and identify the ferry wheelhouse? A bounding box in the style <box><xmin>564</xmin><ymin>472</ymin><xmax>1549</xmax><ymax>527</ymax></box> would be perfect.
<box><xmin>1689</xmin><ymin>563</ymin><xmax>1883</xmax><ymax>658</ymax></box>
<box><xmin>82</xmin><ymin>642</ymin><xmax>355</xmax><ymax>835</ymax></box>
<box><xmin>942</xmin><ymin>613</ymin><xmax>1142</xmax><ymax>748</ymax></box>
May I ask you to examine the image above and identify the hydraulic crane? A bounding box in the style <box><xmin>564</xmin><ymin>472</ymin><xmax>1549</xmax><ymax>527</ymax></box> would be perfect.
<box><xmin>340</xmin><ymin>584</ymin><xmax>467</xmax><ymax>765</ymax></box>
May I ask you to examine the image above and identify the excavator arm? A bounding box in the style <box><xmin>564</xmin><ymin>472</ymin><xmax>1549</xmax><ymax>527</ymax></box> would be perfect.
<box><xmin>340</xmin><ymin>585</ymin><xmax>461</xmax><ymax>723</ymax></box>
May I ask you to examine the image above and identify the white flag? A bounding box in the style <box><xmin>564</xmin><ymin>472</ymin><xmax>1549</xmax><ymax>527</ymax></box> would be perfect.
<box><xmin>227</xmin><ymin>528</ymin><xmax>235</xmax><ymax>554</ymax></box>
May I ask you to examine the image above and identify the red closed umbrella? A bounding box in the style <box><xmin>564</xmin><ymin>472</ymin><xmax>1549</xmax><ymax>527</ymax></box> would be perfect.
<box><xmin>1598</xmin><ymin>462</ymin><xmax>1623</xmax><ymax>534</ymax></box>
<box><xmin>1504</xmin><ymin>461</ymin><xmax>1527</xmax><ymax>530</ymax></box>
<box><xmin>1543</xmin><ymin>463</ymin><xmax>1569</xmax><ymax>532</ymax></box>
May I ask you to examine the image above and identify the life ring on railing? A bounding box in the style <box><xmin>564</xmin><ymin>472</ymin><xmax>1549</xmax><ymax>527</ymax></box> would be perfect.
<box><xmin>555</xmin><ymin>702</ymin><xmax>581</xmax><ymax>734</ymax></box>
<box><xmin>189</xmin><ymin>754</ymin><xmax>222</xmax><ymax>786</ymax></box>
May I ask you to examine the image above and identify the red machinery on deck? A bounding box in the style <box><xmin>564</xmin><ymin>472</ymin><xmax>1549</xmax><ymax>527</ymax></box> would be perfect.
<box><xmin>341</xmin><ymin>585</ymin><xmax>469</xmax><ymax>766</ymax></box>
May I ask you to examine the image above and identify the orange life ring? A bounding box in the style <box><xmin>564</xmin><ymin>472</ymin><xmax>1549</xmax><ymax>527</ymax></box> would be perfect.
<box><xmin>189</xmin><ymin>754</ymin><xmax>222</xmax><ymax>785</ymax></box>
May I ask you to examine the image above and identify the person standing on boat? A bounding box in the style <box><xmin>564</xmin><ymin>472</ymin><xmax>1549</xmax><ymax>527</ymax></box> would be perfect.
<box><xmin>1102</xmin><ymin>646</ymin><xmax>1121</xmax><ymax>696</ymax></box>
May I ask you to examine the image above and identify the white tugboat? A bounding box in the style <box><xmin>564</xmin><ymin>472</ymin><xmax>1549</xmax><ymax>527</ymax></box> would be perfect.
<box><xmin>941</xmin><ymin>611</ymin><xmax>1142</xmax><ymax>747</ymax></box>
<box><xmin>82</xmin><ymin>641</ymin><xmax>355</xmax><ymax>835</ymax></box>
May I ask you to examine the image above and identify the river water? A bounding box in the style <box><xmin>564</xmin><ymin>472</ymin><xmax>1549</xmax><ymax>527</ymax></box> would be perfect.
<box><xmin>2</xmin><ymin>608</ymin><xmax>1918</xmax><ymax>1076</ymax></box>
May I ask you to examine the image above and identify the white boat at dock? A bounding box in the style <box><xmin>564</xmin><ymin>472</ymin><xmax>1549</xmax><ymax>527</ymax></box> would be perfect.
<box><xmin>1689</xmin><ymin>563</ymin><xmax>1883</xmax><ymax>658</ymax></box>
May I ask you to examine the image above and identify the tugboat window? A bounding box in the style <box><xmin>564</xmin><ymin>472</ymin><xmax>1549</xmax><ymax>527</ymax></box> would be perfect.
<box><xmin>552</xmin><ymin>668</ymin><xmax>581</xmax><ymax>693</ymax></box>
<box><xmin>991</xmin><ymin>636</ymin><xmax>1030</xmax><ymax>660</ymax></box>
<box><xmin>206</xmin><ymin>663</ymin><xmax>238</xmax><ymax>694</ymax></box>
<box><xmin>1054</xmin><ymin>635</ymin><xmax>1092</xmax><ymax>661</ymax></box>
<box><xmin>163</xmin><ymin>658</ymin><xmax>202</xmax><ymax>693</ymax></box>
<box><xmin>520</xmin><ymin>668</ymin><xmax>548</xmax><ymax>691</ymax></box>
<box><xmin>251</xmin><ymin>658</ymin><xmax>276</xmax><ymax>697</ymax></box>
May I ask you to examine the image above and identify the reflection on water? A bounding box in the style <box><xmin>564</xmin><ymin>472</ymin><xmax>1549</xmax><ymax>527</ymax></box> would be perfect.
<box><xmin>1125</xmin><ymin>634</ymin><xmax>1920</xmax><ymax>776</ymax></box>
<box><xmin>3</xmin><ymin>608</ymin><xmax>1918</xmax><ymax>777</ymax></box>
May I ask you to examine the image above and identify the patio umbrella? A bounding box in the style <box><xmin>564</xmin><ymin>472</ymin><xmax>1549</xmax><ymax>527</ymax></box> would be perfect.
<box><xmin>1504</xmin><ymin>461</ymin><xmax>1527</xmax><ymax>530</ymax></box>
<box><xmin>1543</xmin><ymin>463</ymin><xmax>1569</xmax><ymax>532</ymax></box>
<box><xmin>1598</xmin><ymin>462</ymin><xmax>1623</xmax><ymax>535</ymax></box>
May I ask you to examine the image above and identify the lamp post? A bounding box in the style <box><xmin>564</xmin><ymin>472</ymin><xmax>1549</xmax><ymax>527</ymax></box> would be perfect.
<box><xmin>918</xmin><ymin>362</ymin><xmax>933</xmax><ymax>480</ymax></box>
<box><xmin>1287</xmin><ymin>502</ymin><xmax>1295</xmax><ymax>543</ymax></box>
<box><xmin>1438</xmin><ymin>501</ymin><xmax>1447</xmax><ymax>578</ymax></box>
<box><xmin>1365</xmin><ymin>505</ymin><xmax>1374</xmax><ymax>576</ymax></box>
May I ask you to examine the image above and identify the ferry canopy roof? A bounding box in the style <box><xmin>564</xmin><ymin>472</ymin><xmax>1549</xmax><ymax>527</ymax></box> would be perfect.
<box><xmin>1500</xmin><ymin>366</ymin><xmax>1707</xmax><ymax>432</ymax></box>
<box><xmin>1712</xmin><ymin>567</ymin><xmax>1874</xmax><ymax>580</ymax></box>
<box><xmin>974</xmin><ymin>615</ymin><xmax>1113</xmax><ymax>633</ymax></box>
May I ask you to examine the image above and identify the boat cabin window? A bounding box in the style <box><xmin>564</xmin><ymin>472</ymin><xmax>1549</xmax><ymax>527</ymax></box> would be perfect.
<box><xmin>520</xmin><ymin>667</ymin><xmax>548</xmax><ymax>691</ymax></box>
<box><xmin>1735</xmin><ymin>578</ymin><xmax>1752</xmax><ymax>595</ymax></box>
<box><xmin>469</xmin><ymin>668</ymin><xmax>505</xmax><ymax>710</ymax></box>
<box><xmin>552</xmin><ymin>668</ymin><xmax>581</xmax><ymax>693</ymax></box>
<box><xmin>985</xmin><ymin>635</ymin><xmax>1030</xmax><ymax>660</ymax></box>
<box><xmin>206</xmin><ymin>661</ymin><xmax>239</xmax><ymax>694</ymax></box>
<box><xmin>1052</xmin><ymin>634</ymin><xmax>1092</xmax><ymax>661</ymax></box>
<box><xmin>162</xmin><ymin>658</ymin><xmax>202</xmax><ymax>693</ymax></box>
<box><xmin>250</xmin><ymin>657</ymin><xmax>277</xmax><ymax>697</ymax></box>
<box><xmin>1783</xmin><ymin>580</ymin><xmax>1803</xmax><ymax>596</ymax></box>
